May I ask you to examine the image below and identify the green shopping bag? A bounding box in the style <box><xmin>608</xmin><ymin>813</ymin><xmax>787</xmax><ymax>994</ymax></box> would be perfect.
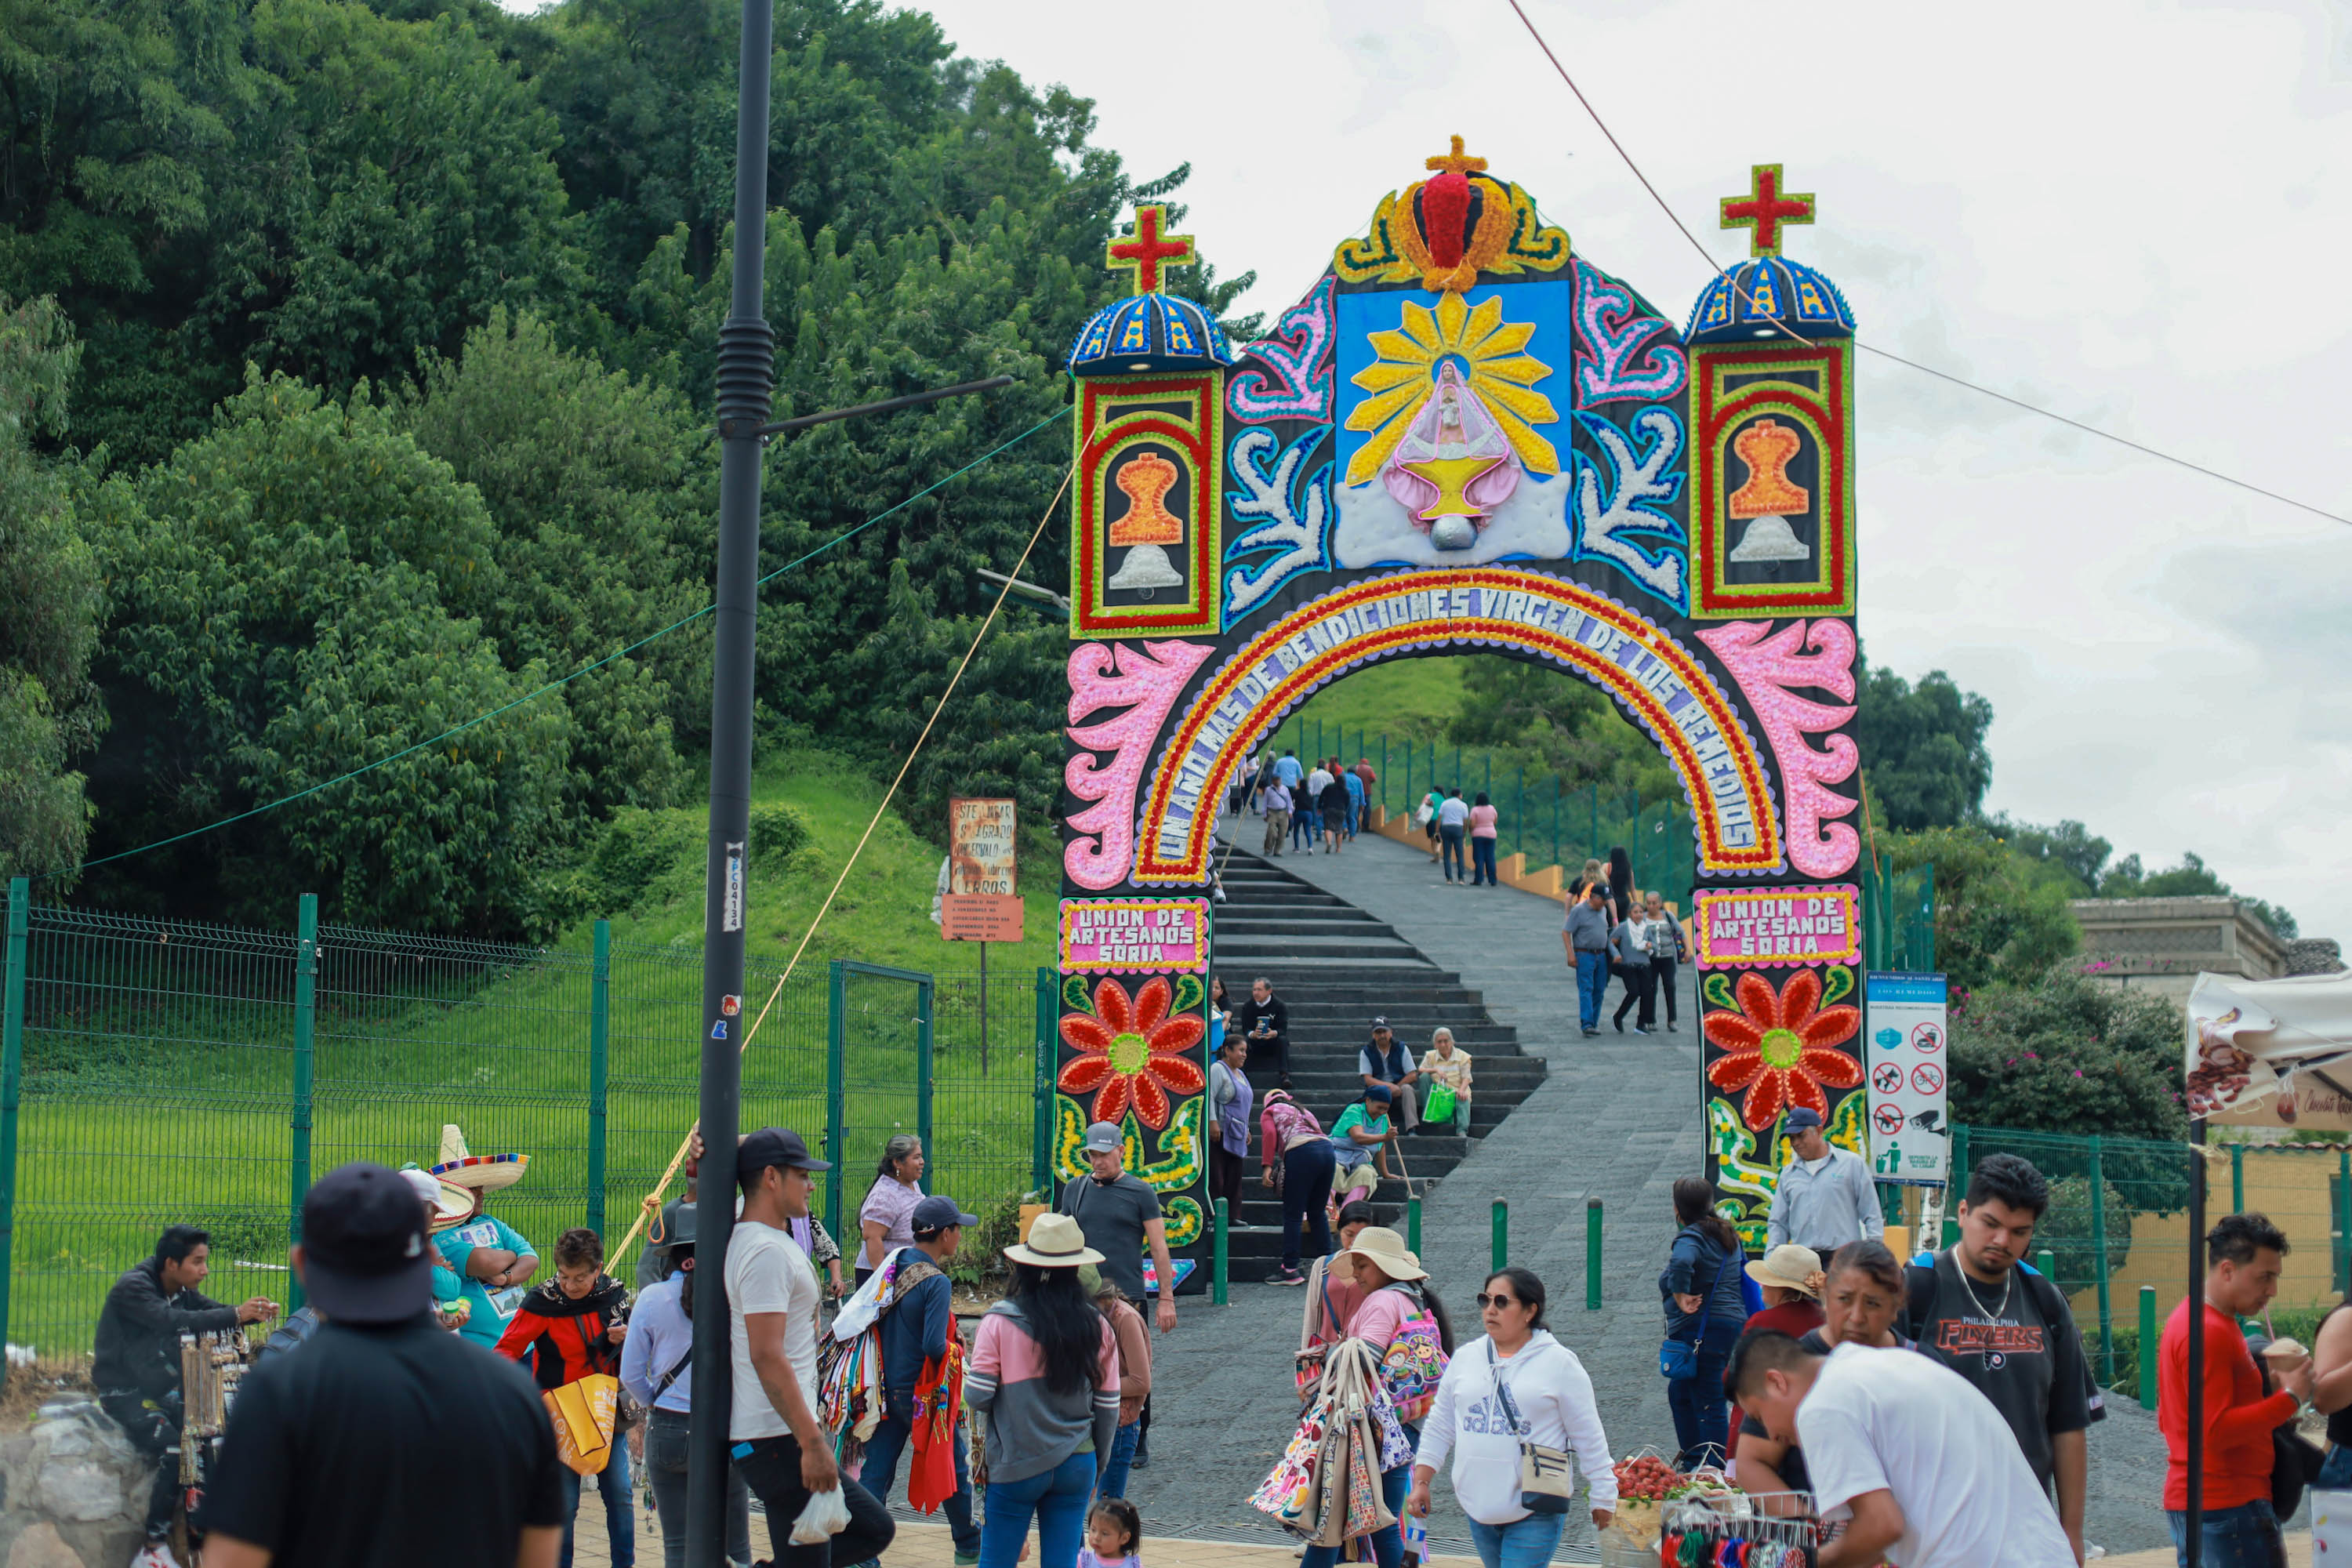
<box><xmin>1424</xmin><ymin>1083</ymin><xmax>1457</xmax><ymax>1126</ymax></box>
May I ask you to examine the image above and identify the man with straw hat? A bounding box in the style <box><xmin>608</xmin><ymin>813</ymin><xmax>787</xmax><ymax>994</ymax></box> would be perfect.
<box><xmin>429</xmin><ymin>1124</ymin><xmax>538</xmax><ymax>1348</ymax></box>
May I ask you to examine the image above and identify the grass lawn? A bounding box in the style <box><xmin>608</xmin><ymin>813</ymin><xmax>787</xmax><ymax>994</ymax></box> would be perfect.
<box><xmin>9</xmin><ymin>748</ymin><xmax>1052</xmax><ymax>1356</ymax></box>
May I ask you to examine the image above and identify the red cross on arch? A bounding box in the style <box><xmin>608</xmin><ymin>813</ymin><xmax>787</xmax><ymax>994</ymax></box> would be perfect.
<box><xmin>1106</xmin><ymin>204</ymin><xmax>1196</xmax><ymax>296</ymax></box>
<box><xmin>1719</xmin><ymin>164</ymin><xmax>1816</xmax><ymax>258</ymax></box>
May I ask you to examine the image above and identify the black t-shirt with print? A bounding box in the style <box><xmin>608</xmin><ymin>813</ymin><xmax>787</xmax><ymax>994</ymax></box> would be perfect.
<box><xmin>205</xmin><ymin>1314</ymin><xmax>565</xmax><ymax>1566</ymax></box>
<box><xmin>1910</xmin><ymin>1248</ymin><xmax>2091</xmax><ymax>1490</ymax></box>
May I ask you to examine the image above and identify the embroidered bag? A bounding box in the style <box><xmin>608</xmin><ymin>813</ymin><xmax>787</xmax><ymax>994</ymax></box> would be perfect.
<box><xmin>1374</xmin><ymin>1286</ymin><xmax>1449</xmax><ymax>1422</ymax></box>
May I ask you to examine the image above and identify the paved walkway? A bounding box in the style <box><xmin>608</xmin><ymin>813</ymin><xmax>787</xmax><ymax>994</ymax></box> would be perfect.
<box><xmin>1180</xmin><ymin>811</ymin><xmax>2169</xmax><ymax>1557</ymax></box>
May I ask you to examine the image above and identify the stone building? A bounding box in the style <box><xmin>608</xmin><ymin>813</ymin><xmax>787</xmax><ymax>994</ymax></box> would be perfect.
<box><xmin>2071</xmin><ymin>895</ymin><xmax>2343</xmax><ymax>1000</ymax></box>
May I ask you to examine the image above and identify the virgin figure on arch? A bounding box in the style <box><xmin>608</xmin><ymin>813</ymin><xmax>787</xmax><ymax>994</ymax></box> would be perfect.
<box><xmin>1381</xmin><ymin>360</ymin><xmax>1520</xmax><ymax>547</ymax></box>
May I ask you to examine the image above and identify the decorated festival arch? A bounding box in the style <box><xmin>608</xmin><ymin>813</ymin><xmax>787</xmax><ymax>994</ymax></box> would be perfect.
<box><xmin>1051</xmin><ymin>145</ymin><xmax>1868</xmax><ymax>1263</ymax></box>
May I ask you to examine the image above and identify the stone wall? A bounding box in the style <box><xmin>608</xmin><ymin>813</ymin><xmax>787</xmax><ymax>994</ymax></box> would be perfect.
<box><xmin>2070</xmin><ymin>895</ymin><xmax>2298</xmax><ymax>1000</ymax></box>
<box><xmin>0</xmin><ymin>1403</ymin><xmax>151</xmax><ymax>1567</ymax></box>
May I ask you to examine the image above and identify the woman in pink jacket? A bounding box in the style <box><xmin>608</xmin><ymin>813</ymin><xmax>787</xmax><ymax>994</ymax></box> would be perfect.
<box><xmin>1259</xmin><ymin>1089</ymin><xmax>1334</xmax><ymax>1287</ymax></box>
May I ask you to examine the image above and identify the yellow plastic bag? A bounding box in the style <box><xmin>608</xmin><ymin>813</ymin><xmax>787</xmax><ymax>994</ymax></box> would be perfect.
<box><xmin>546</xmin><ymin>1374</ymin><xmax>621</xmax><ymax>1475</ymax></box>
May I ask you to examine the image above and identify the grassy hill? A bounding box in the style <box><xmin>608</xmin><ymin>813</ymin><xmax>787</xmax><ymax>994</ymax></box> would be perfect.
<box><xmin>11</xmin><ymin>746</ymin><xmax>1058</xmax><ymax>1356</ymax></box>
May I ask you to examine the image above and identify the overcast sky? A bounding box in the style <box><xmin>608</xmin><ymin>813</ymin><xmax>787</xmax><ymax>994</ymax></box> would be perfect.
<box><xmin>516</xmin><ymin>0</ymin><xmax>2352</xmax><ymax>942</ymax></box>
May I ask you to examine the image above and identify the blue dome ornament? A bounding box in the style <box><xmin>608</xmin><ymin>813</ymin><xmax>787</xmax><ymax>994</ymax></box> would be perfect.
<box><xmin>1067</xmin><ymin>205</ymin><xmax>1234</xmax><ymax>376</ymax></box>
<box><xmin>1685</xmin><ymin>165</ymin><xmax>1857</xmax><ymax>345</ymax></box>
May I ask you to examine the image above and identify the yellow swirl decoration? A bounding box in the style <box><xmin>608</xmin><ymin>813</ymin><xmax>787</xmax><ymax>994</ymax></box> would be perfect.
<box><xmin>1160</xmin><ymin>1196</ymin><xmax>1203</xmax><ymax>1249</ymax></box>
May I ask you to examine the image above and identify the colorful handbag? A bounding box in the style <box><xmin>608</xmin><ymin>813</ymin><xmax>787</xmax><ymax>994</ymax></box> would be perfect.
<box><xmin>544</xmin><ymin>1373</ymin><xmax>620</xmax><ymax>1475</ymax></box>
<box><xmin>1376</xmin><ymin>1290</ymin><xmax>1450</xmax><ymax>1422</ymax></box>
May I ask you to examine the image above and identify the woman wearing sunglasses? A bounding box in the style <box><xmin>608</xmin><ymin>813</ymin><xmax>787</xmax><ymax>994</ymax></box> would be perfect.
<box><xmin>1406</xmin><ymin>1268</ymin><xmax>1617</xmax><ymax>1568</ymax></box>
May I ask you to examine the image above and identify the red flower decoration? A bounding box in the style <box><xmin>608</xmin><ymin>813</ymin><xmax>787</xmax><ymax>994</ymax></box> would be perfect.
<box><xmin>1057</xmin><ymin>976</ymin><xmax>1206</xmax><ymax>1129</ymax></box>
<box><xmin>1704</xmin><ymin>970</ymin><xmax>1862</xmax><ymax>1131</ymax></box>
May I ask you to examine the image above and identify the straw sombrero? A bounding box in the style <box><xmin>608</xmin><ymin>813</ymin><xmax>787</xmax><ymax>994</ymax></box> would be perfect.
<box><xmin>399</xmin><ymin>1164</ymin><xmax>477</xmax><ymax>1232</ymax></box>
<box><xmin>429</xmin><ymin>1124</ymin><xmax>528</xmax><ymax>1192</ymax></box>
<box><xmin>1745</xmin><ymin>1243</ymin><xmax>1826</xmax><ymax>1298</ymax></box>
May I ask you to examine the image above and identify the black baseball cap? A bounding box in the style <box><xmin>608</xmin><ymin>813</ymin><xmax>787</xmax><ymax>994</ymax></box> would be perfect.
<box><xmin>1370</xmin><ymin>1016</ymin><xmax>1391</xmax><ymax>1031</ymax></box>
<box><xmin>737</xmin><ymin>1127</ymin><xmax>831</xmax><ymax>1190</ymax></box>
<box><xmin>911</xmin><ymin>1195</ymin><xmax>979</xmax><ymax>1236</ymax></box>
<box><xmin>299</xmin><ymin>1162</ymin><xmax>437</xmax><ymax>1324</ymax></box>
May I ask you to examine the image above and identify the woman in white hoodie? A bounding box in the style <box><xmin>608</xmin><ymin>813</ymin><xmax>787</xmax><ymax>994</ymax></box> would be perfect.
<box><xmin>1405</xmin><ymin>1267</ymin><xmax>1617</xmax><ymax>1568</ymax></box>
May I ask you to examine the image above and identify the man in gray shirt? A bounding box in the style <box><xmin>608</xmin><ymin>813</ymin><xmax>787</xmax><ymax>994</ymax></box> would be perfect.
<box><xmin>1058</xmin><ymin>1122</ymin><xmax>1176</xmax><ymax>1333</ymax></box>
<box><xmin>1562</xmin><ymin>884</ymin><xmax>1613</xmax><ymax>1037</ymax></box>
<box><xmin>1767</xmin><ymin>1105</ymin><xmax>1884</xmax><ymax>1255</ymax></box>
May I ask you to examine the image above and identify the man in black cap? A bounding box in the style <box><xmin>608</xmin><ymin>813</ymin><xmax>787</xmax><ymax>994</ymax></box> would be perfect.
<box><xmin>202</xmin><ymin>1163</ymin><xmax>566</xmax><ymax>1568</ymax></box>
<box><xmin>1359</xmin><ymin>1017</ymin><xmax>1421</xmax><ymax>1133</ymax></box>
<box><xmin>857</xmin><ymin>1193</ymin><xmax>982</xmax><ymax>1564</ymax></box>
<box><xmin>728</xmin><ymin>1127</ymin><xmax>896</xmax><ymax>1567</ymax></box>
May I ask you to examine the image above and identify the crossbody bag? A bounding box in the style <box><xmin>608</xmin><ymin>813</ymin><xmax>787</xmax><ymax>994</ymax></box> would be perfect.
<box><xmin>1486</xmin><ymin>1341</ymin><xmax>1573</xmax><ymax>1515</ymax></box>
<box><xmin>1660</xmin><ymin>1243</ymin><xmax>1734</xmax><ymax>1382</ymax></box>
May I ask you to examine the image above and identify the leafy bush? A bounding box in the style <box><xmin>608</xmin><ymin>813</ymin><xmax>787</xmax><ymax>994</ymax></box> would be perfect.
<box><xmin>2034</xmin><ymin>1176</ymin><xmax>2136</xmax><ymax>1300</ymax></box>
<box><xmin>1951</xmin><ymin>973</ymin><xmax>2184</xmax><ymax>1145</ymax></box>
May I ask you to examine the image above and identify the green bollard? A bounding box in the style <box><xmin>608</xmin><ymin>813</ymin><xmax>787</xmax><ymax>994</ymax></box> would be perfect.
<box><xmin>2138</xmin><ymin>1286</ymin><xmax>2158</xmax><ymax>1410</ymax></box>
<box><xmin>2036</xmin><ymin>1247</ymin><xmax>2055</xmax><ymax>1287</ymax></box>
<box><xmin>1586</xmin><ymin>1197</ymin><xmax>1603</xmax><ymax>1310</ymax></box>
<box><xmin>1214</xmin><ymin>1197</ymin><xmax>1229</xmax><ymax>1306</ymax></box>
<box><xmin>1407</xmin><ymin>1195</ymin><xmax>1423</xmax><ymax>1257</ymax></box>
<box><xmin>1492</xmin><ymin>1199</ymin><xmax>1508</xmax><ymax>1273</ymax></box>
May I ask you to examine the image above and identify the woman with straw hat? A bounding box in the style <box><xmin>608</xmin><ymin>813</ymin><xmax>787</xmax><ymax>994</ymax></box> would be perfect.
<box><xmin>1726</xmin><ymin>1244</ymin><xmax>1824</xmax><ymax>1454</ymax></box>
<box><xmin>1733</xmin><ymin>1240</ymin><xmax>1914</xmax><ymax>1508</ymax></box>
<box><xmin>967</xmin><ymin>1214</ymin><xmax>1123</xmax><ymax>1568</ymax></box>
<box><xmin>1307</xmin><ymin>1228</ymin><xmax>1457</xmax><ymax>1568</ymax></box>
<box><xmin>428</xmin><ymin>1124</ymin><xmax>538</xmax><ymax>1349</ymax></box>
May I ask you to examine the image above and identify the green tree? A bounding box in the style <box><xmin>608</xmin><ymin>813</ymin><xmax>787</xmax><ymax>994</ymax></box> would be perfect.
<box><xmin>1886</xmin><ymin>823</ymin><xmax>2078</xmax><ymax>992</ymax></box>
<box><xmin>1984</xmin><ymin>813</ymin><xmax>2111</xmax><ymax>892</ymax></box>
<box><xmin>1856</xmin><ymin>655</ymin><xmax>1993</xmax><ymax>829</ymax></box>
<box><xmin>0</xmin><ymin>297</ymin><xmax>105</xmax><ymax>883</ymax></box>
<box><xmin>82</xmin><ymin>372</ymin><xmax>582</xmax><ymax>934</ymax></box>
<box><xmin>1446</xmin><ymin>655</ymin><xmax>1679</xmax><ymax>802</ymax></box>
<box><xmin>2098</xmin><ymin>850</ymin><xmax>2297</xmax><ymax>940</ymax></box>
<box><xmin>397</xmin><ymin>309</ymin><xmax>709</xmax><ymax>803</ymax></box>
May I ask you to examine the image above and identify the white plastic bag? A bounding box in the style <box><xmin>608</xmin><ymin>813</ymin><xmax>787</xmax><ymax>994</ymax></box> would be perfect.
<box><xmin>2314</xmin><ymin>1489</ymin><xmax>2352</xmax><ymax>1558</ymax></box>
<box><xmin>789</xmin><ymin>1486</ymin><xmax>851</xmax><ymax>1544</ymax></box>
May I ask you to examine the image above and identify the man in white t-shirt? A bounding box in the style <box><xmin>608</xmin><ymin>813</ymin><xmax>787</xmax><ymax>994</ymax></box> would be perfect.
<box><xmin>1730</xmin><ymin>1332</ymin><xmax>2074</xmax><ymax>1568</ymax></box>
<box><xmin>727</xmin><ymin>1127</ymin><xmax>897</xmax><ymax>1566</ymax></box>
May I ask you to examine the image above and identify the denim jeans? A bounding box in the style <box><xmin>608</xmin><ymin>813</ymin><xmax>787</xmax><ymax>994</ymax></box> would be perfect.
<box><xmin>557</xmin><ymin>1436</ymin><xmax>634</xmax><ymax>1568</ymax></box>
<box><xmin>644</xmin><ymin>1409</ymin><xmax>751</xmax><ymax>1568</ymax></box>
<box><xmin>1440</xmin><ymin>824</ymin><xmax>1465</xmax><ymax>880</ymax></box>
<box><xmin>2165</xmin><ymin>1498</ymin><xmax>2285</xmax><ymax>1568</ymax></box>
<box><xmin>978</xmin><ymin>1449</ymin><xmax>1096</xmax><ymax>1568</ymax></box>
<box><xmin>2321</xmin><ymin>1442</ymin><xmax>2352</xmax><ymax>1489</ymax></box>
<box><xmin>1345</xmin><ymin>799</ymin><xmax>1361</xmax><ymax>838</ymax></box>
<box><xmin>1468</xmin><ymin>1513</ymin><xmax>1567</xmax><ymax>1568</ymax></box>
<box><xmin>858</xmin><ymin>1392</ymin><xmax>978</xmax><ymax>1553</ymax></box>
<box><xmin>1574</xmin><ymin>950</ymin><xmax>1609</xmax><ymax>1029</ymax></box>
<box><xmin>1665</xmin><ymin>1316</ymin><xmax>1744</xmax><ymax>1470</ymax></box>
<box><xmin>1471</xmin><ymin>836</ymin><xmax>1497</xmax><ymax>884</ymax></box>
<box><xmin>1301</xmin><ymin>1430</ymin><xmax>1415</xmax><ymax>1568</ymax></box>
<box><xmin>1281</xmin><ymin>1138</ymin><xmax>1337</xmax><ymax>1271</ymax></box>
<box><xmin>1096</xmin><ymin>1417</ymin><xmax>1142</xmax><ymax>1501</ymax></box>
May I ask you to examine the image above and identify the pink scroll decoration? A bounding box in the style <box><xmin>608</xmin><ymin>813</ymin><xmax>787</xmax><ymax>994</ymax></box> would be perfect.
<box><xmin>1227</xmin><ymin>276</ymin><xmax>1334</xmax><ymax>422</ymax></box>
<box><xmin>1065</xmin><ymin>639</ymin><xmax>1214</xmax><ymax>891</ymax></box>
<box><xmin>1695</xmin><ymin>619</ymin><xmax>1860</xmax><ymax>880</ymax></box>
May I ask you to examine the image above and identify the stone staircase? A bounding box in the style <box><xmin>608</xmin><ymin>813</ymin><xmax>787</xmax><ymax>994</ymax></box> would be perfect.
<box><xmin>1210</xmin><ymin>847</ymin><xmax>1546</xmax><ymax>1276</ymax></box>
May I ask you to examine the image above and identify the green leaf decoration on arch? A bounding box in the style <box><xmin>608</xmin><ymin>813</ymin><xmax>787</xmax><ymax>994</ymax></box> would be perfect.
<box><xmin>1172</xmin><ymin>974</ymin><xmax>1205</xmax><ymax>1017</ymax></box>
<box><xmin>1702</xmin><ymin>972</ymin><xmax>1737</xmax><ymax>1011</ymax></box>
<box><xmin>1821</xmin><ymin>966</ymin><xmax>1855</xmax><ymax>1007</ymax></box>
<box><xmin>1062</xmin><ymin>975</ymin><xmax>1094</xmax><ymax>1014</ymax></box>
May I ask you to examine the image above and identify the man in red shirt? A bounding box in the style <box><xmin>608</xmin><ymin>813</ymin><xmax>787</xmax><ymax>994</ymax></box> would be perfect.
<box><xmin>2160</xmin><ymin>1212</ymin><xmax>2310</xmax><ymax>1568</ymax></box>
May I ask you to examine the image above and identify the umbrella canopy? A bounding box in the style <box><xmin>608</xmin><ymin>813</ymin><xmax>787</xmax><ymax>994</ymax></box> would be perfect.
<box><xmin>2186</xmin><ymin>969</ymin><xmax>2352</xmax><ymax>1129</ymax></box>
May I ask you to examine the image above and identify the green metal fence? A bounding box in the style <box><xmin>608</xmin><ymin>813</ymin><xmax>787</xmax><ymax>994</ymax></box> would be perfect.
<box><xmin>0</xmin><ymin>878</ymin><xmax>1040</xmax><ymax>1358</ymax></box>
<box><xmin>1860</xmin><ymin>856</ymin><xmax>1936</xmax><ymax>973</ymax></box>
<box><xmin>1947</xmin><ymin>1123</ymin><xmax>2348</xmax><ymax>1396</ymax></box>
